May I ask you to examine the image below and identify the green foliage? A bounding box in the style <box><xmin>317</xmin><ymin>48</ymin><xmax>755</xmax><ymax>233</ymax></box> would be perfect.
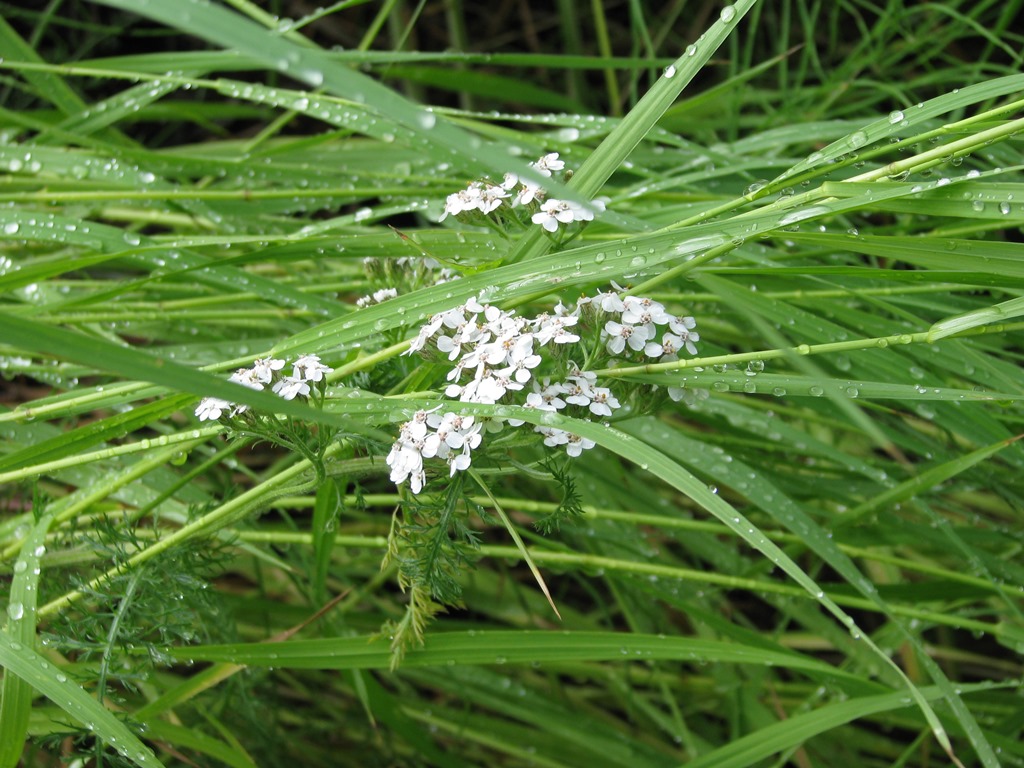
<box><xmin>1</xmin><ymin>1</ymin><xmax>1023</xmax><ymax>766</ymax></box>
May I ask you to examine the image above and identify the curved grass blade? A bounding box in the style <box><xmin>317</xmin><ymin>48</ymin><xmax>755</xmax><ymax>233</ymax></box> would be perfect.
<box><xmin>170</xmin><ymin>630</ymin><xmax>854</xmax><ymax>680</ymax></box>
<box><xmin>507</xmin><ymin>0</ymin><xmax>761</xmax><ymax>263</ymax></box>
<box><xmin>684</xmin><ymin>683</ymin><xmax>1000</xmax><ymax>768</ymax></box>
<box><xmin>0</xmin><ymin>513</ymin><xmax>54</xmax><ymax>768</ymax></box>
<box><xmin>0</xmin><ymin>633</ymin><xmax>164</xmax><ymax>768</ymax></box>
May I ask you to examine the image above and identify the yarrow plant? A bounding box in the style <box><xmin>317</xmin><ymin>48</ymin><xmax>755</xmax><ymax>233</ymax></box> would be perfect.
<box><xmin>194</xmin><ymin>354</ymin><xmax>336</xmax><ymax>475</ymax></box>
<box><xmin>195</xmin><ymin>354</ymin><xmax>334</xmax><ymax>421</ymax></box>
<box><xmin>386</xmin><ymin>286</ymin><xmax>700</xmax><ymax>495</ymax></box>
<box><xmin>440</xmin><ymin>152</ymin><xmax>607</xmax><ymax>241</ymax></box>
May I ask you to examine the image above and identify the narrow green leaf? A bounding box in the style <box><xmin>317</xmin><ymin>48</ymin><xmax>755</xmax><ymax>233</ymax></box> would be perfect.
<box><xmin>0</xmin><ymin>513</ymin><xmax>53</xmax><ymax>767</ymax></box>
<box><xmin>929</xmin><ymin>295</ymin><xmax>1024</xmax><ymax>341</ymax></box>
<box><xmin>171</xmin><ymin>630</ymin><xmax>851</xmax><ymax>679</ymax></box>
<box><xmin>0</xmin><ymin>634</ymin><xmax>164</xmax><ymax>768</ymax></box>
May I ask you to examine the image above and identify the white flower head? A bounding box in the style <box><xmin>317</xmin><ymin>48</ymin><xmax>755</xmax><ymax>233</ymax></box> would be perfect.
<box><xmin>604</xmin><ymin>320</ymin><xmax>652</xmax><ymax>355</ymax></box>
<box><xmin>531</xmin><ymin>199</ymin><xmax>577</xmax><ymax>232</ymax></box>
<box><xmin>514</xmin><ymin>180</ymin><xmax>546</xmax><ymax>207</ymax></box>
<box><xmin>230</xmin><ymin>367</ymin><xmax>264</xmax><ymax>391</ymax></box>
<box><xmin>533</xmin><ymin>152</ymin><xmax>565</xmax><ymax>174</ymax></box>
<box><xmin>644</xmin><ymin>332</ymin><xmax>684</xmax><ymax>359</ymax></box>
<box><xmin>588</xmin><ymin>386</ymin><xmax>620</xmax><ymax>417</ymax></box>
<box><xmin>478</xmin><ymin>183</ymin><xmax>510</xmax><ymax>214</ymax></box>
<box><xmin>252</xmin><ymin>357</ymin><xmax>285</xmax><ymax>383</ymax></box>
<box><xmin>439</xmin><ymin>183</ymin><xmax>483</xmax><ymax>221</ymax></box>
<box><xmin>273</xmin><ymin>376</ymin><xmax>311</xmax><ymax>400</ymax></box>
<box><xmin>621</xmin><ymin>296</ymin><xmax>673</xmax><ymax>328</ymax></box>
<box><xmin>293</xmin><ymin>354</ymin><xmax>332</xmax><ymax>382</ymax></box>
<box><xmin>195</xmin><ymin>397</ymin><xmax>232</xmax><ymax>421</ymax></box>
<box><xmin>387</xmin><ymin>437</ymin><xmax>426</xmax><ymax>494</ymax></box>
<box><xmin>565</xmin><ymin>433</ymin><xmax>596</xmax><ymax>458</ymax></box>
<box><xmin>357</xmin><ymin>287</ymin><xmax>399</xmax><ymax>308</ymax></box>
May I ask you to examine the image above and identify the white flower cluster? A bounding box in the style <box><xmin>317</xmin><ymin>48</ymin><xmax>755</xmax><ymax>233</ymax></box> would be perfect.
<box><xmin>440</xmin><ymin>152</ymin><xmax>606</xmax><ymax>232</ymax></box>
<box><xmin>387</xmin><ymin>408</ymin><xmax>483</xmax><ymax>494</ymax></box>
<box><xmin>195</xmin><ymin>354</ymin><xmax>334</xmax><ymax>421</ymax></box>
<box><xmin>387</xmin><ymin>287</ymin><xmax>702</xmax><ymax>494</ymax></box>
<box><xmin>391</xmin><ymin>296</ymin><xmax>614</xmax><ymax>494</ymax></box>
<box><xmin>594</xmin><ymin>291</ymin><xmax>699</xmax><ymax>360</ymax></box>
<box><xmin>591</xmin><ymin>287</ymin><xmax>700</xmax><ymax>403</ymax></box>
<box><xmin>356</xmin><ymin>287</ymin><xmax>398</xmax><ymax>308</ymax></box>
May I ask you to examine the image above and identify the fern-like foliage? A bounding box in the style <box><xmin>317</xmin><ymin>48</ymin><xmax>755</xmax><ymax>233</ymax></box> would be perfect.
<box><xmin>534</xmin><ymin>458</ymin><xmax>586</xmax><ymax>534</ymax></box>
<box><xmin>396</xmin><ymin>473</ymin><xmax>480</xmax><ymax>606</ymax></box>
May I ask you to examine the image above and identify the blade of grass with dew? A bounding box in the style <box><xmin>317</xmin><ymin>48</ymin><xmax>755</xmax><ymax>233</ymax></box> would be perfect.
<box><xmin>684</xmin><ymin>683</ymin><xmax>1003</xmax><ymax>768</ymax></box>
<box><xmin>505</xmin><ymin>0</ymin><xmax>761</xmax><ymax>264</ymax></box>
<box><xmin>0</xmin><ymin>512</ymin><xmax>53</xmax><ymax>768</ymax></box>
<box><xmin>86</xmin><ymin>0</ymin><xmax>570</xmax><ymax>199</ymax></box>
<box><xmin>168</xmin><ymin>630</ymin><xmax>853</xmax><ymax>679</ymax></box>
<box><xmin>0</xmin><ymin>632</ymin><xmax>164</xmax><ymax>768</ymax></box>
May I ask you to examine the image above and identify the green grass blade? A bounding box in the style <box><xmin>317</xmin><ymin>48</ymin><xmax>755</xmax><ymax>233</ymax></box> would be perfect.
<box><xmin>0</xmin><ymin>633</ymin><xmax>164</xmax><ymax>768</ymax></box>
<box><xmin>0</xmin><ymin>513</ymin><xmax>53</xmax><ymax>768</ymax></box>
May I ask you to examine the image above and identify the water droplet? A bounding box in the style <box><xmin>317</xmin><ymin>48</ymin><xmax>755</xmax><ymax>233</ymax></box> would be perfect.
<box><xmin>3</xmin><ymin>222</ymin><xmax>20</xmax><ymax>235</ymax></box>
<box><xmin>13</xmin><ymin>560</ymin><xmax>27</xmax><ymax>573</ymax></box>
<box><xmin>888</xmin><ymin>110</ymin><xmax>905</xmax><ymax>124</ymax></box>
<box><xmin>719</xmin><ymin>5</ymin><xmax>736</xmax><ymax>22</ymax></box>
<box><xmin>999</xmin><ymin>201</ymin><xmax>1011</xmax><ymax>215</ymax></box>
<box><xmin>7</xmin><ymin>602</ymin><xmax>24</xmax><ymax>621</ymax></box>
<box><xmin>663</xmin><ymin>65</ymin><xmax>676</xmax><ymax>78</ymax></box>
<box><xmin>848</xmin><ymin>130</ymin><xmax>868</xmax><ymax>149</ymax></box>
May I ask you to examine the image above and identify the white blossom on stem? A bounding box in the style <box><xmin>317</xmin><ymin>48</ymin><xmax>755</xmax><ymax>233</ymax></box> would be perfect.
<box><xmin>252</xmin><ymin>357</ymin><xmax>285</xmax><ymax>384</ymax></box>
<box><xmin>293</xmin><ymin>354</ymin><xmax>332</xmax><ymax>382</ymax></box>
<box><xmin>273</xmin><ymin>376</ymin><xmax>310</xmax><ymax>400</ymax></box>
<box><xmin>195</xmin><ymin>397</ymin><xmax>231</xmax><ymax>421</ymax></box>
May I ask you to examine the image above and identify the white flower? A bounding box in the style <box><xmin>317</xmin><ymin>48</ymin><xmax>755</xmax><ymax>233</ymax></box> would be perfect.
<box><xmin>273</xmin><ymin>376</ymin><xmax>310</xmax><ymax>400</ymax></box>
<box><xmin>531</xmin><ymin>199</ymin><xmax>577</xmax><ymax>232</ymax></box>
<box><xmin>357</xmin><ymin>287</ymin><xmax>398</xmax><ymax>308</ymax></box>
<box><xmin>534</xmin><ymin>313</ymin><xmax>580</xmax><ymax>345</ymax></box>
<box><xmin>621</xmin><ymin>296</ymin><xmax>673</xmax><ymax>328</ymax></box>
<box><xmin>507</xmin><ymin>391</ymin><xmax>557</xmax><ymax>426</ymax></box>
<box><xmin>594</xmin><ymin>289</ymin><xmax>625</xmax><ymax>314</ymax></box>
<box><xmin>514</xmin><ymin>180</ymin><xmax>546</xmax><ymax>206</ymax></box>
<box><xmin>387</xmin><ymin>438</ymin><xmax>426</xmax><ymax>494</ymax></box>
<box><xmin>439</xmin><ymin>183</ymin><xmax>483</xmax><ymax>221</ymax></box>
<box><xmin>563</xmin><ymin>375</ymin><xmax>595</xmax><ymax>408</ymax></box>
<box><xmin>536</xmin><ymin>380</ymin><xmax>568</xmax><ymax>410</ymax></box>
<box><xmin>230</xmin><ymin>367</ymin><xmax>264</xmax><ymax>390</ymax></box>
<box><xmin>566</xmin><ymin>199</ymin><xmax>599</xmax><ymax>223</ymax></box>
<box><xmin>448</xmin><ymin>449</ymin><xmax>473</xmax><ymax>475</ymax></box>
<box><xmin>644</xmin><ymin>332</ymin><xmax>684</xmax><ymax>359</ymax></box>
<box><xmin>533</xmin><ymin>152</ymin><xmax>565</xmax><ymax>174</ymax></box>
<box><xmin>565</xmin><ymin>433</ymin><xmax>596</xmax><ymax>457</ymax></box>
<box><xmin>539</xmin><ymin>427</ymin><xmax>570</xmax><ymax>447</ymax></box>
<box><xmin>477</xmin><ymin>183</ymin><xmax>509</xmax><ymax>214</ymax></box>
<box><xmin>195</xmin><ymin>397</ymin><xmax>231</xmax><ymax>421</ymax></box>
<box><xmin>406</xmin><ymin>311</ymin><xmax>446</xmax><ymax>354</ymax></box>
<box><xmin>252</xmin><ymin>357</ymin><xmax>285</xmax><ymax>383</ymax></box>
<box><xmin>604</xmin><ymin>320</ymin><xmax>651</xmax><ymax>354</ymax></box>
<box><xmin>293</xmin><ymin>354</ymin><xmax>332</xmax><ymax>382</ymax></box>
<box><xmin>588</xmin><ymin>386</ymin><xmax>620</xmax><ymax>417</ymax></box>
<box><xmin>669</xmin><ymin>315</ymin><xmax>700</xmax><ymax>354</ymax></box>
<box><xmin>497</xmin><ymin>341</ymin><xmax>542</xmax><ymax>384</ymax></box>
